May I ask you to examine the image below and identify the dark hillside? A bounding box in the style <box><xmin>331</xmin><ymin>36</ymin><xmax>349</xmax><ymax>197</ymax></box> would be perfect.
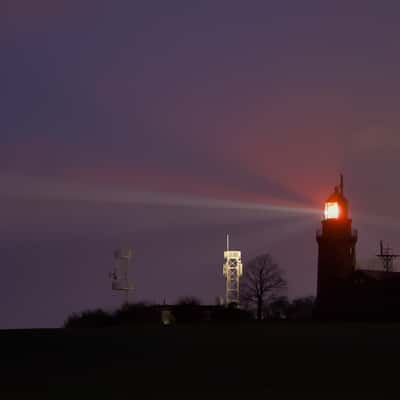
<box><xmin>0</xmin><ymin>323</ymin><xmax>398</xmax><ymax>397</ymax></box>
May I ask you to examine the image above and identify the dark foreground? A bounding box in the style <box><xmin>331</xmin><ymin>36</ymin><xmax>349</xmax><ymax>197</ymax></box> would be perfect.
<box><xmin>1</xmin><ymin>323</ymin><xmax>399</xmax><ymax>398</ymax></box>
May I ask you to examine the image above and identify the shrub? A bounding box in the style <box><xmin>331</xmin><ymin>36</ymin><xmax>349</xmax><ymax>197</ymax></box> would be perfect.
<box><xmin>63</xmin><ymin>309</ymin><xmax>113</xmax><ymax>328</ymax></box>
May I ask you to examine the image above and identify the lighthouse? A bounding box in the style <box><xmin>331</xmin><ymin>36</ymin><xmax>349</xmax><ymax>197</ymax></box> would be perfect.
<box><xmin>316</xmin><ymin>175</ymin><xmax>358</xmax><ymax>316</ymax></box>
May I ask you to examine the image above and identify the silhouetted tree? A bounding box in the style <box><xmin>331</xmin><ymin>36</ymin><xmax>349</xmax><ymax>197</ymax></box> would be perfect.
<box><xmin>265</xmin><ymin>296</ymin><xmax>290</xmax><ymax>320</ymax></box>
<box><xmin>113</xmin><ymin>302</ymin><xmax>159</xmax><ymax>324</ymax></box>
<box><xmin>241</xmin><ymin>254</ymin><xmax>287</xmax><ymax>320</ymax></box>
<box><xmin>287</xmin><ymin>296</ymin><xmax>315</xmax><ymax>320</ymax></box>
<box><xmin>63</xmin><ymin>303</ymin><xmax>162</xmax><ymax>328</ymax></box>
<box><xmin>63</xmin><ymin>309</ymin><xmax>113</xmax><ymax>328</ymax></box>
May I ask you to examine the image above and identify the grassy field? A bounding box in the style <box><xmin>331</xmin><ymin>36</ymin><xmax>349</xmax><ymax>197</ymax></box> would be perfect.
<box><xmin>1</xmin><ymin>323</ymin><xmax>399</xmax><ymax>397</ymax></box>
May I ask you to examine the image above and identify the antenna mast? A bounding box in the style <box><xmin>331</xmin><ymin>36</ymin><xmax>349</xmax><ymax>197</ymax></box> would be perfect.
<box><xmin>376</xmin><ymin>240</ymin><xmax>399</xmax><ymax>273</ymax></box>
<box><xmin>340</xmin><ymin>173</ymin><xmax>344</xmax><ymax>195</ymax></box>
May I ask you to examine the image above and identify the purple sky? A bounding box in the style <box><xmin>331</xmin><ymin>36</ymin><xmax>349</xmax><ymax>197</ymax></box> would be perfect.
<box><xmin>2</xmin><ymin>1</ymin><xmax>400</xmax><ymax>327</ymax></box>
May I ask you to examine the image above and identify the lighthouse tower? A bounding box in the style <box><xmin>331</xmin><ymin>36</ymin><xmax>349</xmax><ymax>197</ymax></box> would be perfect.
<box><xmin>316</xmin><ymin>175</ymin><xmax>358</xmax><ymax>316</ymax></box>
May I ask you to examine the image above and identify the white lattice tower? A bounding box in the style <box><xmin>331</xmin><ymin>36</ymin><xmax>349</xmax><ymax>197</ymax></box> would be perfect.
<box><xmin>222</xmin><ymin>234</ymin><xmax>243</xmax><ymax>305</ymax></box>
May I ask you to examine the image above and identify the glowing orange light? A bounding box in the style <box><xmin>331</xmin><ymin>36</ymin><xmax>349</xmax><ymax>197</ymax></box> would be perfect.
<box><xmin>324</xmin><ymin>202</ymin><xmax>339</xmax><ymax>219</ymax></box>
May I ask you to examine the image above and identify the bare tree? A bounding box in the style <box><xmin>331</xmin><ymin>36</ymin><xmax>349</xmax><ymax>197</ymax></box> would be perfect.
<box><xmin>241</xmin><ymin>254</ymin><xmax>287</xmax><ymax>320</ymax></box>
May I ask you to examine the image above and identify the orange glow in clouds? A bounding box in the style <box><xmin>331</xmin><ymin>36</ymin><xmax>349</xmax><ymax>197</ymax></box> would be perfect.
<box><xmin>324</xmin><ymin>202</ymin><xmax>339</xmax><ymax>220</ymax></box>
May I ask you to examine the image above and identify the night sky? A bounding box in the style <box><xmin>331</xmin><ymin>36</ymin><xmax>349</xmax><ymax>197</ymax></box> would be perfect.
<box><xmin>2</xmin><ymin>1</ymin><xmax>400</xmax><ymax>328</ymax></box>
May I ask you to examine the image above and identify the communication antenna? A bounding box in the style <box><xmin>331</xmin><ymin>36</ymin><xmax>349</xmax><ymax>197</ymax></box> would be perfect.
<box><xmin>110</xmin><ymin>248</ymin><xmax>134</xmax><ymax>304</ymax></box>
<box><xmin>222</xmin><ymin>234</ymin><xmax>243</xmax><ymax>305</ymax></box>
<box><xmin>376</xmin><ymin>240</ymin><xmax>399</xmax><ymax>273</ymax></box>
<box><xmin>340</xmin><ymin>173</ymin><xmax>344</xmax><ymax>195</ymax></box>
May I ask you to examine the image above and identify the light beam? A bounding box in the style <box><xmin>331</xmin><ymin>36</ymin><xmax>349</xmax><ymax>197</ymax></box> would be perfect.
<box><xmin>0</xmin><ymin>174</ymin><xmax>320</xmax><ymax>217</ymax></box>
